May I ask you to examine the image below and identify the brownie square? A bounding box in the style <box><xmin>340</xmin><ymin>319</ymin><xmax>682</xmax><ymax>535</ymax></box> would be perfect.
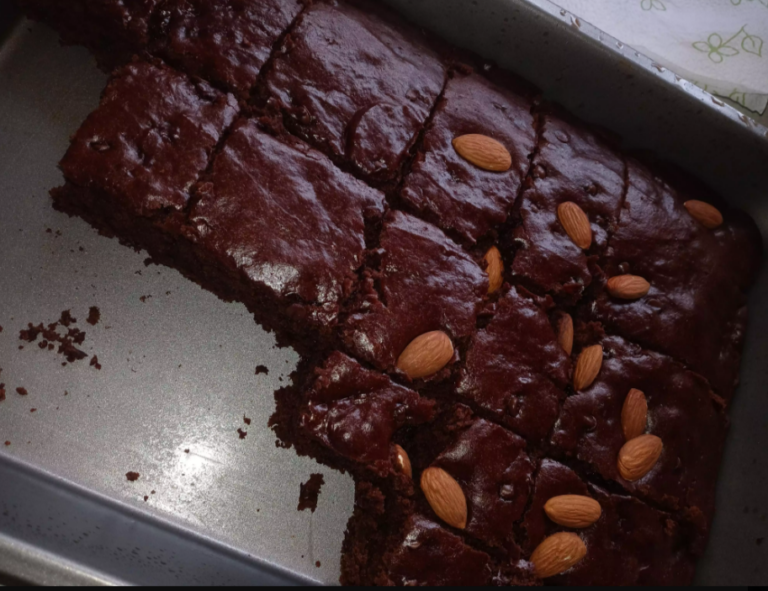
<box><xmin>426</xmin><ymin>419</ymin><xmax>535</xmax><ymax>552</ymax></box>
<box><xmin>509</xmin><ymin>106</ymin><xmax>626</xmax><ymax>302</ymax></box>
<box><xmin>456</xmin><ymin>286</ymin><xmax>571</xmax><ymax>442</ymax></box>
<box><xmin>589</xmin><ymin>158</ymin><xmax>762</xmax><ymax>401</ymax></box>
<box><xmin>341</xmin><ymin>210</ymin><xmax>488</xmax><ymax>376</ymax></box>
<box><xmin>264</xmin><ymin>0</ymin><xmax>447</xmax><ymax>184</ymax></box>
<box><xmin>523</xmin><ymin>459</ymin><xmax>698</xmax><ymax>585</ymax></box>
<box><xmin>53</xmin><ymin>59</ymin><xmax>238</xmax><ymax>250</ymax></box>
<box><xmin>399</xmin><ymin>67</ymin><xmax>538</xmax><ymax>245</ymax></box>
<box><xmin>298</xmin><ymin>352</ymin><xmax>435</xmax><ymax>476</ymax></box>
<box><xmin>187</xmin><ymin>120</ymin><xmax>386</xmax><ymax>338</ymax></box>
<box><xmin>153</xmin><ymin>0</ymin><xmax>304</xmax><ymax>96</ymax></box>
<box><xmin>550</xmin><ymin>334</ymin><xmax>729</xmax><ymax>531</ymax></box>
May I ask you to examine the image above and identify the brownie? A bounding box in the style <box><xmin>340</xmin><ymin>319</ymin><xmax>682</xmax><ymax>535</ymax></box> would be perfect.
<box><xmin>153</xmin><ymin>0</ymin><xmax>304</xmax><ymax>96</ymax></box>
<box><xmin>456</xmin><ymin>286</ymin><xmax>571</xmax><ymax>442</ymax></box>
<box><xmin>16</xmin><ymin>0</ymin><xmax>162</xmax><ymax>68</ymax></box>
<box><xmin>523</xmin><ymin>459</ymin><xmax>698</xmax><ymax>585</ymax></box>
<box><xmin>550</xmin><ymin>335</ymin><xmax>729</xmax><ymax>531</ymax></box>
<box><xmin>341</xmin><ymin>210</ymin><xmax>488</xmax><ymax>376</ymax></box>
<box><xmin>298</xmin><ymin>352</ymin><xmax>435</xmax><ymax>476</ymax></box>
<box><xmin>509</xmin><ymin>105</ymin><xmax>626</xmax><ymax>302</ymax></box>
<box><xmin>263</xmin><ymin>0</ymin><xmax>447</xmax><ymax>184</ymax></box>
<box><xmin>186</xmin><ymin>119</ymin><xmax>386</xmax><ymax>339</ymax></box>
<box><xmin>53</xmin><ymin>59</ymin><xmax>238</xmax><ymax>250</ymax></box>
<box><xmin>399</xmin><ymin>67</ymin><xmax>538</xmax><ymax>245</ymax></box>
<box><xmin>589</xmin><ymin>158</ymin><xmax>762</xmax><ymax>401</ymax></box>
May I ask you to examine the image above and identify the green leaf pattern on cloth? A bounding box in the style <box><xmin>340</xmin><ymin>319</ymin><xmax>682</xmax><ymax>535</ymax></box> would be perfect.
<box><xmin>641</xmin><ymin>0</ymin><xmax>666</xmax><ymax>10</ymax></box>
<box><xmin>730</xmin><ymin>0</ymin><xmax>768</xmax><ymax>7</ymax></box>
<box><xmin>693</xmin><ymin>26</ymin><xmax>764</xmax><ymax>63</ymax></box>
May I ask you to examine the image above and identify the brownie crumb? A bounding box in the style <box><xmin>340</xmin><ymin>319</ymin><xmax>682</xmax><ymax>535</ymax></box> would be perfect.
<box><xmin>316</xmin><ymin>561</ymin><xmax>321</xmax><ymax>568</ymax></box>
<box><xmin>144</xmin><ymin>496</ymin><xmax>149</xmax><ymax>502</ymax></box>
<box><xmin>59</xmin><ymin>310</ymin><xmax>76</xmax><ymax>327</ymax></box>
<box><xmin>243</xmin><ymin>415</ymin><xmax>252</xmax><ymax>425</ymax></box>
<box><xmin>90</xmin><ymin>355</ymin><xmax>102</xmax><ymax>370</ymax></box>
<box><xmin>298</xmin><ymin>474</ymin><xmax>325</xmax><ymax>513</ymax></box>
<box><xmin>151</xmin><ymin>490</ymin><xmax>156</xmax><ymax>495</ymax></box>
<box><xmin>237</xmin><ymin>428</ymin><xmax>248</xmax><ymax>440</ymax></box>
<box><xmin>255</xmin><ymin>365</ymin><xmax>269</xmax><ymax>375</ymax></box>
<box><xmin>126</xmin><ymin>472</ymin><xmax>140</xmax><ymax>482</ymax></box>
<box><xmin>17</xmin><ymin>387</ymin><xmax>28</xmax><ymax>396</ymax></box>
<box><xmin>30</xmin><ymin>408</ymin><xmax>37</xmax><ymax>413</ymax></box>
<box><xmin>3</xmin><ymin>441</ymin><xmax>9</xmax><ymax>447</ymax></box>
<box><xmin>19</xmin><ymin>311</ymin><xmax>91</xmax><ymax>364</ymax></box>
<box><xmin>0</xmin><ymin>386</ymin><xmax>5</xmax><ymax>402</ymax></box>
<box><xmin>184</xmin><ymin>449</ymin><xmax>190</xmax><ymax>453</ymax></box>
<box><xmin>140</xmin><ymin>295</ymin><xmax>152</xmax><ymax>303</ymax></box>
<box><xmin>86</xmin><ymin>307</ymin><xmax>101</xmax><ymax>326</ymax></box>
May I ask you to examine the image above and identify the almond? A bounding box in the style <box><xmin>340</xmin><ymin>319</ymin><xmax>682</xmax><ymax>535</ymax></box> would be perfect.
<box><xmin>544</xmin><ymin>495</ymin><xmax>602</xmax><ymax>529</ymax></box>
<box><xmin>606</xmin><ymin>275</ymin><xmax>650</xmax><ymax>300</ymax></box>
<box><xmin>394</xmin><ymin>444</ymin><xmax>412</xmax><ymax>478</ymax></box>
<box><xmin>397</xmin><ymin>331</ymin><xmax>455</xmax><ymax>380</ymax></box>
<box><xmin>557</xmin><ymin>314</ymin><xmax>574</xmax><ymax>356</ymax></box>
<box><xmin>421</xmin><ymin>467</ymin><xmax>467</xmax><ymax>530</ymax></box>
<box><xmin>530</xmin><ymin>532</ymin><xmax>587</xmax><ymax>579</ymax></box>
<box><xmin>557</xmin><ymin>202</ymin><xmax>592</xmax><ymax>250</ymax></box>
<box><xmin>618</xmin><ymin>434</ymin><xmax>663</xmax><ymax>482</ymax></box>
<box><xmin>484</xmin><ymin>246</ymin><xmax>504</xmax><ymax>294</ymax></box>
<box><xmin>573</xmin><ymin>345</ymin><xmax>603</xmax><ymax>391</ymax></box>
<box><xmin>684</xmin><ymin>200</ymin><xmax>723</xmax><ymax>229</ymax></box>
<box><xmin>453</xmin><ymin>134</ymin><xmax>512</xmax><ymax>172</ymax></box>
<box><xmin>621</xmin><ymin>388</ymin><xmax>648</xmax><ymax>441</ymax></box>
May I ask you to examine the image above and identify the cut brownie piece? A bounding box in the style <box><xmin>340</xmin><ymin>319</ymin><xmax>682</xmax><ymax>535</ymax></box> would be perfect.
<box><xmin>589</xmin><ymin>158</ymin><xmax>762</xmax><ymax>401</ymax></box>
<box><xmin>53</xmin><ymin>58</ymin><xmax>238</xmax><ymax>250</ymax></box>
<box><xmin>16</xmin><ymin>0</ymin><xmax>162</xmax><ymax>68</ymax></box>
<box><xmin>425</xmin><ymin>419</ymin><xmax>535</xmax><ymax>553</ymax></box>
<box><xmin>263</xmin><ymin>0</ymin><xmax>447</xmax><ymax>185</ymax></box>
<box><xmin>551</xmin><ymin>334</ymin><xmax>728</xmax><ymax>533</ymax></box>
<box><xmin>186</xmin><ymin>120</ymin><xmax>385</xmax><ymax>340</ymax></box>
<box><xmin>298</xmin><ymin>352</ymin><xmax>435</xmax><ymax>477</ymax></box>
<box><xmin>509</xmin><ymin>105</ymin><xmax>626</xmax><ymax>302</ymax></box>
<box><xmin>456</xmin><ymin>286</ymin><xmax>571</xmax><ymax>442</ymax></box>
<box><xmin>399</xmin><ymin>67</ymin><xmax>537</xmax><ymax>245</ymax></box>
<box><xmin>341</xmin><ymin>210</ymin><xmax>488</xmax><ymax>377</ymax></box>
<box><xmin>523</xmin><ymin>459</ymin><xmax>698</xmax><ymax>585</ymax></box>
<box><xmin>152</xmin><ymin>0</ymin><xmax>304</xmax><ymax>97</ymax></box>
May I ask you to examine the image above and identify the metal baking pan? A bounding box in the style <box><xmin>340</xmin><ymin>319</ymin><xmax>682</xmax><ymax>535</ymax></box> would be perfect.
<box><xmin>1</xmin><ymin>0</ymin><xmax>766</xmax><ymax>585</ymax></box>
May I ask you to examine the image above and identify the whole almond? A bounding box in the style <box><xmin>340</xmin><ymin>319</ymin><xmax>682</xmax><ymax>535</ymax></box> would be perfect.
<box><xmin>530</xmin><ymin>532</ymin><xmax>587</xmax><ymax>579</ymax></box>
<box><xmin>484</xmin><ymin>246</ymin><xmax>504</xmax><ymax>294</ymax></box>
<box><xmin>453</xmin><ymin>134</ymin><xmax>512</xmax><ymax>172</ymax></box>
<box><xmin>618</xmin><ymin>434</ymin><xmax>663</xmax><ymax>482</ymax></box>
<box><xmin>684</xmin><ymin>200</ymin><xmax>723</xmax><ymax>229</ymax></box>
<box><xmin>557</xmin><ymin>202</ymin><xmax>593</xmax><ymax>250</ymax></box>
<box><xmin>573</xmin><ymin>345</ymin><xmax>603</xmax><ymax>391</ymax></box>
<box><xmin>544</xmin><ymin>495</ymin><xmax>602</xmax><ymax>529</ymax></box>
<box><xmin>606</xmin><ymin>275</ymin><xmax>651</xmax><ymax>300</ymax></box>
<box><xmin>397</xmin><ymin>331</ymin><xmax>454</xmax><ymax>380</ymax></box>
<box><xmin>622</xmin><ymin>389</ymin><xmax>648</xmax><ymax>441</ymax></box>
<box><xmin>421</xmin><ymin>467</ymin><xmax>467</xmax><ymax>530</ymax></box>
<box><xmin>557</xmin><ymin>314</ymin><xmax>574</xmax><ymax>356</ymax></box>
<box><xmin>394</xmin><ymin>444</ymin><xmax>412</xmax><ymax>478</ymax></box>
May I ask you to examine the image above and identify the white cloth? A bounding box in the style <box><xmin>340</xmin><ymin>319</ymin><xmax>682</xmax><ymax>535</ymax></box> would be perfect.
<box><xmin>551</xmin><ymin>0</ymin><xmax>768</xmax><ymax>113</ymax></box>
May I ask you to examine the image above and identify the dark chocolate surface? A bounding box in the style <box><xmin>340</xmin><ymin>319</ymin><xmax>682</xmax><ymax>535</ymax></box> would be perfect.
<box><xmin>456</xmin><ymin>286</ymin><xmax>571</xmax><ymax>442</ymax></box>
<box><xmin>400</xmin><ymin>68</ymin><xmax>537</xmax><ymax>244</ymax></box>
<box><xmin>154</xmin><ymin>0</ymin><xmax>303</xmax><ymax>96</ymax></box>
<box><xmin>59</xmin><ymin>59</ymin><xmax>238</xmax><ymax>217</ymax></box>
<box><xmin>299</xmin><ymin>352</ymin><xmax>434</xmax><ymax>474</ymax></box>
<box><xmin>341</xmin><ymin>210</ymin><xmax>488</xmax><ymax>374</ymax></box>
<box><xmin>510</xmin><ymin>106</ymin><xmax>626</xmax><ymax>301</ymax></box>
<box><xmin>551</xmin><ymin>335</ymin><xmax>728</xmax><ymax>529</ymax></box>
<box><xmin>264</xmin><ymin>0</ymin><xmax>446</xmax><ymax>183</ymax></box>
<box><xmin>188</xmin><ymin>120</ymin><xmax>386</xmax><ymax>331</ymax></box>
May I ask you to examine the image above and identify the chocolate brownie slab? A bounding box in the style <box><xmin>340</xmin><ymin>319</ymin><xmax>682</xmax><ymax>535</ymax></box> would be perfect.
<box><xmin>456</xmin><ymin>286</ymin><xmax>571</xmax><ymax>442</ymax></box>
<box><xmin>263</xmin><ymin>0</ymin><xmax>447</xmax><ymax>185</ymax></box>
<box><xmin>186</xmin><ymin>119</ymin><xmax>386</xmax><ymax>340</ymax></box>
<box><xmin>153</xmin><ymin>0</ymin><xmax>304</xmax><ymax>96</ymax></box>
<box><xmin>509</xmin><ymin>105</ymin><xmax>626</xmax><ymax>302</ymax></box>
<box><xmin>551</xmin><ymin>334</ymin><xmax>728</xmax><ymax>532</ymax></box>
<box><xmin>523</xmin><ymin>459</ymin><xmax>698</xmax><ymax>585</ymax></box>
<box><xmin>399</xmin><ymin>67</ymin><xmax>537</xmax><ymax>245</ymax></box>
<box><xmin>298</xmin><ymin>352</ymin><xmax>435</xmax><ymax>477</ymax></box>
<box><xmin>589</xmin><ymin>158</ymin><xmax>762</xmax><ymax>401</ymax></box>
<box><xmin>341</xmin><ymin>210</ymin><xmax>488</xmax><ymax>377</ymax></box>
<box><xmin>16</xmin><ymin>0</ymin><xmax>162</xmax><ymax>68</ymax></box>
<box><xmin>53</xmin><ymin>59</ymin><xmax>238</xmax><ymax>248</ymax></box>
